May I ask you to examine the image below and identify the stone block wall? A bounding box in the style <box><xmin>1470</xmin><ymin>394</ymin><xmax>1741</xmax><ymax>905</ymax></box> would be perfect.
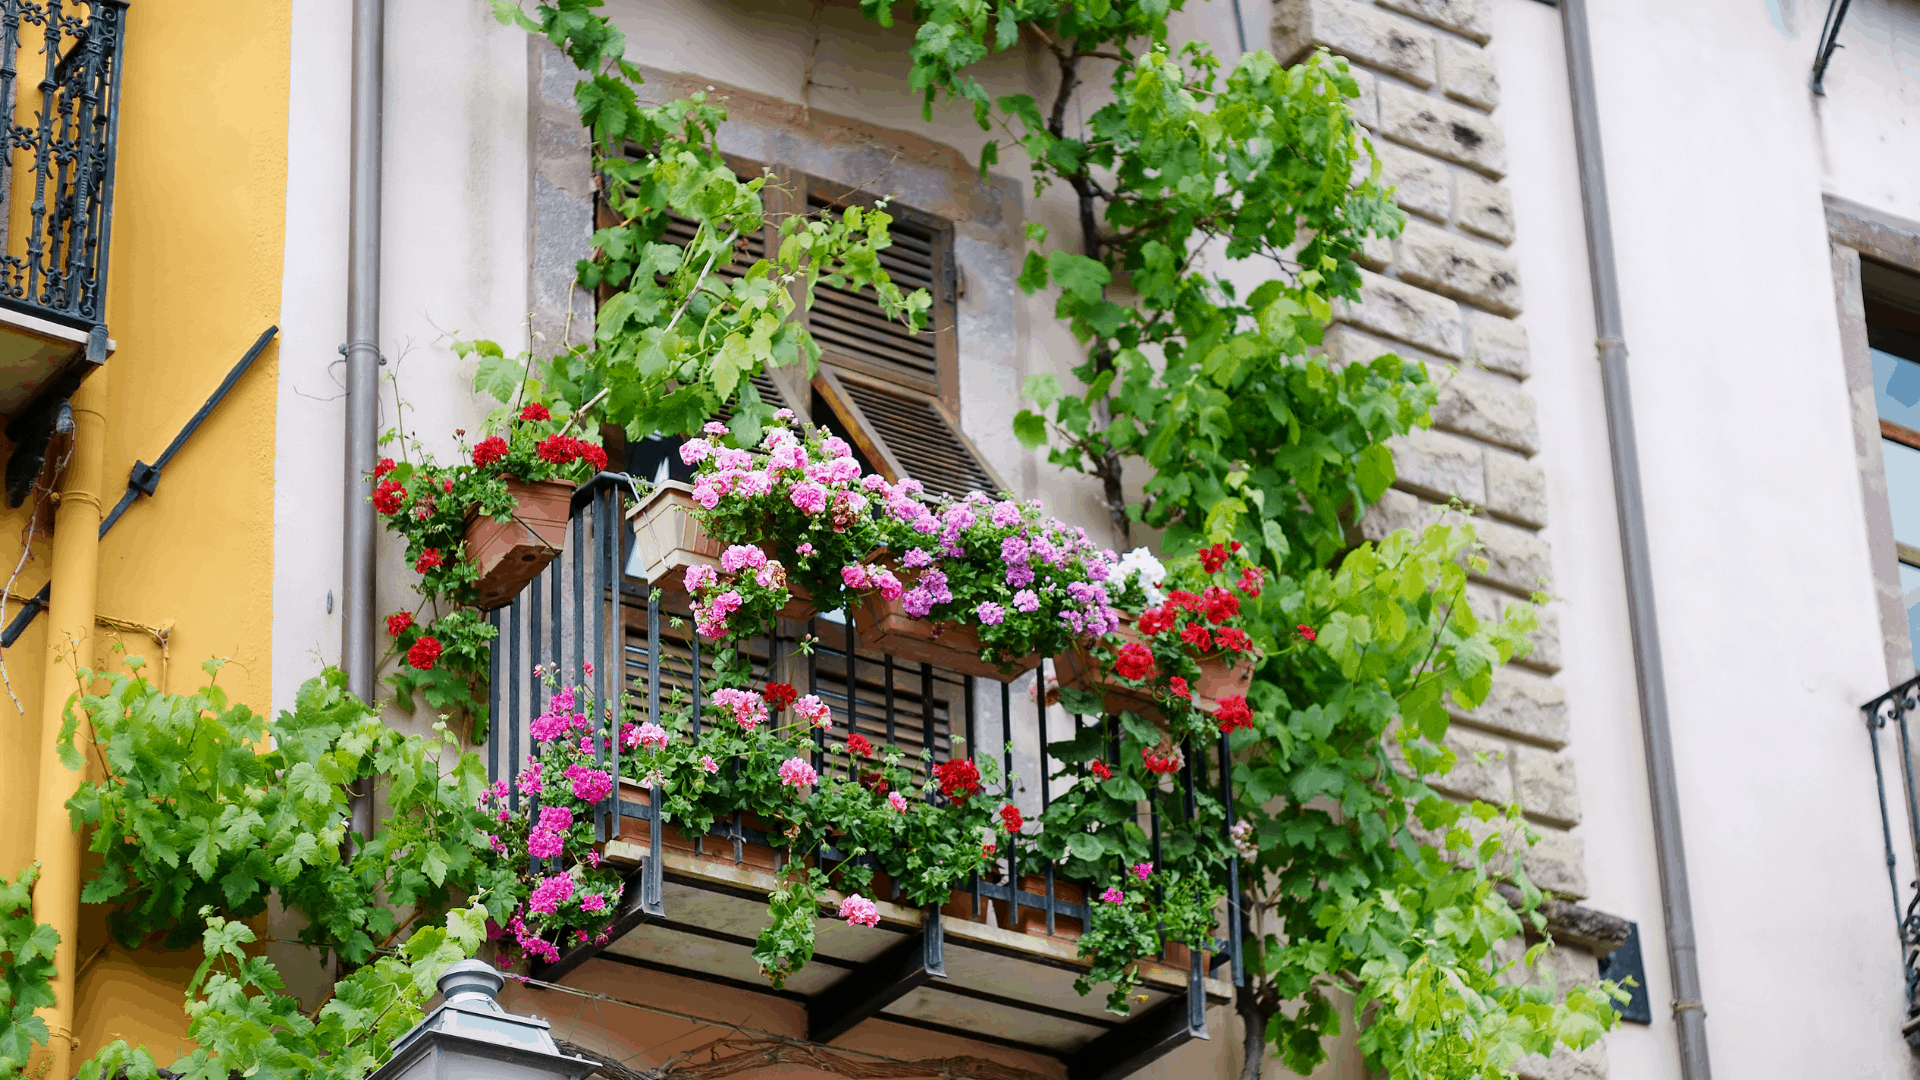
<box><xmin>1273</xmin><ymin>2</ymin><xmax>1614</xmax><ymax>1074</ymax></box>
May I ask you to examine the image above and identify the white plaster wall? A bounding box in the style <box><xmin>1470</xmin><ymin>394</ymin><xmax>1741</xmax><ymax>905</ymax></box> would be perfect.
<box><xmin>1492</xmin><ymin>0</ymin><xmax>1920</xmax><ymax>1075</ymax></box>
<box><xmin>272</xmin><ymin>0</ymin><xmax>534</xmax><ymax>716</ymax></box>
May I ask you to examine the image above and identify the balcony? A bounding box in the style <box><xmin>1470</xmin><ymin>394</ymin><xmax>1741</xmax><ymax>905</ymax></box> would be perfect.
<box><xmin>483</xmin><ymin>476</ymin><xmax>1241</xmax><ymax>1080</ymax></box>
<box><xmin>0</xmin><ymin>0</ymin><xmax>126</xmax><ymax>495</ymax></box>
<box><xmin>1865</xmin><ymin>676</ymin><xmax>1920</xmax><ymax>1048</ymax></box>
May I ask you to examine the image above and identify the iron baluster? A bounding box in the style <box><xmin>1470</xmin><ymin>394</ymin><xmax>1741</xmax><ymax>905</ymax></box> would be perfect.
<box><xmin>507</xmin><ymin>598</ymin><xmax>521</xmax><ymax>813</ymax></box>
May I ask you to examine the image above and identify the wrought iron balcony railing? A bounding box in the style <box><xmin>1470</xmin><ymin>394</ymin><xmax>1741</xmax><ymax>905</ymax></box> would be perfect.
<box><xmin>0</xmin><ymin>0</ymin><xmax>126</xmax><ymax>429</ymax></box>
<box><xmin>1864</xmin><ymin>675</ymin><xmax>1920</xmax><ymax>1048</ymax></box>
<box><xmin>484</xmin><ymin>474</ymin><xmax>1242</xmax><ymax>1080</ymax></box>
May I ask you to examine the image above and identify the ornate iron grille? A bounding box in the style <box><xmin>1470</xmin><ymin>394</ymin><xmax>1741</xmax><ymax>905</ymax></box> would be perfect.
<box><xmin>484</xmin><ymin>474</ymin><xmax>1244</xmax><ymax>1078</ymax></box>
<box><xmin>0</xmin><ymin>0</ymin><xmax>125</xmax><ymax>333</ymax></box>
<box><xmin>1863</xmin><ymin>675</ymin><xmax>1920</xmax><ymax>1047</ymax></box>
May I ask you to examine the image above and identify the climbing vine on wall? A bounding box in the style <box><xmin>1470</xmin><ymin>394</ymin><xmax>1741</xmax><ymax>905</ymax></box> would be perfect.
<box><xmin>0</xmin><ymin>3</ymin><xmax>1625</xmax><ymax>1079</ymax></box>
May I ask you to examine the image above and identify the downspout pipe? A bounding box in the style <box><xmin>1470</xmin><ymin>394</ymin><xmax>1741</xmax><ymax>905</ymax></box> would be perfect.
<box><xmin>1560</xmin><ymin>2</ymin><xmax>1712</xmax><ymax>1076</ymax></box>
<box><xmin>343</xmin><ymin>0</ymin><xmax>382</xmax><ymax>839</ymax></box>
<box><xmin>30</xmin><ymin>369</ymin><xmax>108</xmax><ymax>1080</ymax></box>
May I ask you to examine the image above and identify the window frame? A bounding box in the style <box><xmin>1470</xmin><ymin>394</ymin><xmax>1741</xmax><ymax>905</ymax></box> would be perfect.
<box><xmin>1828</xmin><ymin>194</ymin><xmax>1920</xmax><ymax>681</ymax></box>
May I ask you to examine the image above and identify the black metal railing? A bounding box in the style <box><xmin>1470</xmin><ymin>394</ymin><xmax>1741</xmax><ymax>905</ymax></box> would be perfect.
<box><xmin>0</xmin><ymin>0</ymin><xmax>125</xmax><ymax>334</ymax></box>
<box><xmin>1864</xmin><ymin>675</ymin><xmax>1920</xmax><ymax>1046</ymax></box>
<box><xmin>485</xmin><ymin>475</ymin><xmax>1243</xmax><ymax>1070</ymax></box>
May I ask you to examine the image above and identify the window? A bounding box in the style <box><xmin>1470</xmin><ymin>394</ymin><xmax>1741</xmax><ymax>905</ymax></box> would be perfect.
<box><xmin>1866</xmin><ymin>259</ymin><xmax>1920</xmax><ymax>669</ymax></box>
<box><xmin>615</xmin><ymin>160</ymin><xmax>1000</xmax><ymax>499</ymax></box>
<box><xmin>803</xmin><ymin>180</ymin><xmax>999</xmax><ymax>498</ymax></box>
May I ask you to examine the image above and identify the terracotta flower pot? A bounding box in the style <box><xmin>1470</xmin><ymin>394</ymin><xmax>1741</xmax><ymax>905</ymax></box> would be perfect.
<box><xmin>1056</xmin><ymin>622</ymin><xmax>1161</xmax><ymax>719</ymax></box>
<box><xmin>625</xmin><ymin>482</ymin><xmax>815</xmax><ymax>621</ymax></box>
<box><xmin>626</xmin><ymin>482</ymin><xmax>724</xmax><ymax>593</ymax></box>
<box><xmin>941</xmin><ymin>887</ymin><xmax>991</xmax><ymax>924</ymax></box>
<box><xmin>852</xmin><ymin>591</ymin><xmax>1042</xmax><ymax>680</ymax></box>
<box><xmin>1056</xmin><ymin>620</ymin><xmax>1259</xmax><ymax>722</ymax></box>
<box><xmin>466</xmin><ymin>479</ymin><xmax>575</xmax><ymax>610</ymax></box>
<box><xmin>992</xmin><ymin>876</ymin><xmax>1085</xmax><ymax>940</ymax></box>
<box><xmin>1191</xmin><ymin>651</ymin><xmax>1255</xmax><ymax>712</ymax></box>
<box><xmin>617</xmin><ymin>779</ymin><xmax>787</xmax><ymax>874</ymax></box>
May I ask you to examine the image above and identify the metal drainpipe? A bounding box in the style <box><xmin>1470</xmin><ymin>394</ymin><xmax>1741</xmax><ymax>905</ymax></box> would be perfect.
<box><xmin>343</xmin><ymin>0</ymin><xmax>383</xmax><ymax>840</ymax></box>
<box><xmin>1559</xmin><ymin>1</ymin><xmax>1712</xmax><ymax>1075</ymax></box>
<box><xmin>30</xmin><ymin>369</ymin><xmax>108</xmax><ymax>1080</ymax></box>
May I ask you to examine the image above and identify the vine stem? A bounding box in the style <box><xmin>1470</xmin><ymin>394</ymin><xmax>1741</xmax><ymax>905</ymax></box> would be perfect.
<box><xmin>662</xmin><ymin>228</ymin><xmax>740</xmax><ymax>337</ymax></box>
<box><xmin>555</xmin><ymin>386</ymin><xmax>611</xmax><ymax>439</ymax></box>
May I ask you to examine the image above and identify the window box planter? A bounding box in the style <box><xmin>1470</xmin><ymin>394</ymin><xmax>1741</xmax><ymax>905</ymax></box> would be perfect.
<box><xmin>992</xmin><ymin>875</ymin><xmax>1085</xmax><ymax>940</ymax></box>
<box><xmin>466</xmin><ymin>479</ymin><xmax>575</xmax><ymax>610</ymax></box>
<box><xmin>1055</xmin><ymin>621</ymin><xmax>1159</xmax><ymax>718</ymax></box>
<box><xmin>1057</xmin><ymin>622</ymin><xmax>1257</xmax><ymax>720</ymax></box>
<box><xmin>626</xmin><ymin>481</ymin><xmax>723</xmax><ymax>594</ymax></box>
<box><xmin>852</xmin><ymin>590</ymin><xmax>1043</xmax><ymax>681</ymax></box>
<box><xmin>625</xmin><ymin>481</ymin><xmax>815</xmax><ymax>620</ymax></box>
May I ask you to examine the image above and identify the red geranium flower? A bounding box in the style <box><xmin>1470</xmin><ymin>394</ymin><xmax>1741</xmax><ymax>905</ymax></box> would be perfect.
<box><xmin>1199</xmin><ymin>543</ymin><xmax>1230</xmax><ymax>574</ymax></box>
<box><xmin>579</xmin><ymin>441</ymin><xmax>609</xmax><ymax>471</ymax></box>
<box><xmin>1168</xmin><ymin>676</ymin><xmax>1190</xmax><ymax>699</ymax></box>
<box><xmin>386</xmin><ymin>611</ymin><xmax>415</xmax><ymax>637</ymax></box>
<box><xmin>1237</xmin><ymin>565</ymin><xmax>1266</xmax><ymax>597</ymax></box>
<box><xmin>1214</xmin><ymin>695</ymin><xmax>1254</xmax><ymax>734</ymax></box>
<box><xmin>520</xmin><ymin>403</ymin><xmax>551</xmax><ymax>422</ymax></box>
<box><xmin>765</xmin><ymin>683</ymin><xmax>798</xmax><ymax>709</ymax></box>
<box><xmin>1166</xmin><ymin>589</ymin><xmax>1200</xmax><ymax>612</ymax></box>
<box><xmin>1000</xmin><ymin>803</ymin><xmax>1024</xmax><ymax>834</ymax></box>
<box><xmin>1113</xmin><ymin>642</ymin><xmax>1156</xmax><ymax>682</ymax></box>
<box><xmin>1200</xmin><ymin>586</ymin><xmax>1240</xmax><ymax>625</ymax></box>
<box><xmin>934</xmin><ymin>758</ymin><xmax>982</xmax><ymax>802</ymax></box>
<box><xmin>1138</xmin><ymin>605</ymin><xmax>1175</xmax><ymax>635</ymax></box>
<box><xmin>1296</xmin><ymin>624</ymin><xmax>1317</xmax><ymax>642</ymax></box>
<box><xmin>1179</xmin><ymin>622</ymin><xmax>1213</xmax><ymax>652</ymax></box>
<box><xmin>373</xmin><ymin>457</ymin><xmax>396</xmax><ymax>479</ymax></box>
<box><xmin>846</xmin><ymin>733</ymin><xmax>872</xmax><ymax>757</ymax></box>
<box><xmin>414</xmin><ymin>548</ymin><xmax>444</xmax><ymax>573</ymax></box>
<box><xmin>472</xmin><ymin>436</ymin><xmax>508</xmax><ymax>468</ymax></box>
<box><xmin>407</xmin><ymin>635</ymin><xmax>444</xmax><ymax>671</ymax></box>
<box><xmin>1089</xmin><ymin>760</ymin><xmax>1113</xmax><ymax>780</ymax></box>
<box><xmin>372</xmin><ymin>479</ymin><xmax>406</xmax><ymax>515</ymax></box>
<box><xmin>1230</xmin><ymin>541</ymin><xmax>1243</xmax><ymax>552</ymax></box>
<box><xmin>1142</xmin><ymin>747</ymin><xmax>1184</xmax><ymax>775</ymax></box>
<box><xmin>537</xmin><ymin>434</ymin><xmax>578</xmax><ymax>464</ymax></box>
<box><xmin>1216</xmin><ymin>627</ymin><xmax>1254</xmax><ymax>653</ymax></box>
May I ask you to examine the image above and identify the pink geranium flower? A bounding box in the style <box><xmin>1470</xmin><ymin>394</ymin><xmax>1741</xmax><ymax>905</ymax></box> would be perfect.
<box><xmin>779</xmin><ymin>756</ymin><xmax>818</xmax><ymax>791</ymax></box>
<box><xmin>838</xmin><ymin>894</ymin><xmax>881</xmax><ymax>927</ymax></box>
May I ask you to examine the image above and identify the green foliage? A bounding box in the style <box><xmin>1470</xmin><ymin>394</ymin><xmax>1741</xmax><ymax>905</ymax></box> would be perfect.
<box><xmin>0</xmin><ymin>864</ymin><xmax>56</xmax><ymax>1073</ymax></box>
<box><xmin>60</xmin><ymin>661</ymin><xmax>515</xmax><ymax>964</ymax></box>
<box><xmin>841</xmin><ymin>2</ymin><xmax>1624</xmax><ymax>1075</ymax></box>
<box><xmin>376</xmin><ymin>345</ymin><xmax>615</xmax><ymax>741</ymax></box>
<box><xmin>75</xmin><ymin>903</ymin><xmax>490</xmax><ymax>1080</ymax></box>
<box><xmin>1009</xmin><ymin>44</ymin><xmax>1419</xmax><ymax>565</ymax></box>
<box><xmin>489</xmin><ymin>1</ymin><xmax>932</xmax><ymax>443</ymax></box>
<box><xmin>1077</xmin><ymin>868</ymin><xmax>1220</xmax><ymax>1014</ymax></box>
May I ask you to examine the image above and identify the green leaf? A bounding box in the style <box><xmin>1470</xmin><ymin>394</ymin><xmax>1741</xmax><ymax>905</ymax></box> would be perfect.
<box><xmin>1046</xmin><ymin>251</ymin><xmax>1110</xmax><ymax>302</ymax></box>
<box><xmin>1067</xmin><ymin>832</ymin><xmax>1109</xmax><ymax>862</ymax></box>
<box><xmin>1013</xmin><ymin>410</ymin><xmax>1049</xmax><ymax>449</ymax></box>
<box><xmin>472</xmin><ymin>351</ymin><xmax>527</xmax><ymax>405</ymax></box>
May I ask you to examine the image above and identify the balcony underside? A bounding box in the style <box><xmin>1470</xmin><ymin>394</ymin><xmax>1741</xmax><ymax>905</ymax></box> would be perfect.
<box><xmin>0</xmin><ymin>306</ymin><xmax>102</xmax><ymax>420</ymax></box>
<box><xmin>540</xmin><ymin>841</ymin><xmax>1233</xmax><ymax>1080</ymax></box>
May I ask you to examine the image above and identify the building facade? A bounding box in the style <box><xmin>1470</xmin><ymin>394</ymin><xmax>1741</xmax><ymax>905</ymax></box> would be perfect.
<box><xmin>7</xmin><ymin>0</ymin><xmax>1920</xmax><ymax>1077</ymax></box>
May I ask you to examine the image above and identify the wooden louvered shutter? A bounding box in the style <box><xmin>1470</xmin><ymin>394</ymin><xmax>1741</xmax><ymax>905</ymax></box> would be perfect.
<box><xmin>804</xmin><ymin>185</ymin><xmax>1003</xmax><ymax>499</ymax></box>
<box><xmin>806</xmin><ymin>192</ymin><xmax>942</xmax><ymax>394</ymax></box>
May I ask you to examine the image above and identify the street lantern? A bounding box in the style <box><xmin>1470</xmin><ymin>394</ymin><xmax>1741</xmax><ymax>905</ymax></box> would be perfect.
<box><xmin>368</xmin><ymin>959</ymin><xmax>599</xmax><ymax>1080</ymax></box>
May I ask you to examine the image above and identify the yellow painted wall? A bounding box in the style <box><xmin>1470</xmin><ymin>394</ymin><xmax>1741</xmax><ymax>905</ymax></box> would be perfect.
<box><xmin>0</xmin><ymin>0</ymin><xmax>291</xmax><ymax>1061</ymax></box>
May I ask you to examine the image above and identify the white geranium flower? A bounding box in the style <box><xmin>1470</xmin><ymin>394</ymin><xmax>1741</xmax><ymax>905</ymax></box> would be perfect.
<box><xmin>1113</xmin><ymin>546</ymin><xmax>1166</xmax><ymax>606</ymax></box>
